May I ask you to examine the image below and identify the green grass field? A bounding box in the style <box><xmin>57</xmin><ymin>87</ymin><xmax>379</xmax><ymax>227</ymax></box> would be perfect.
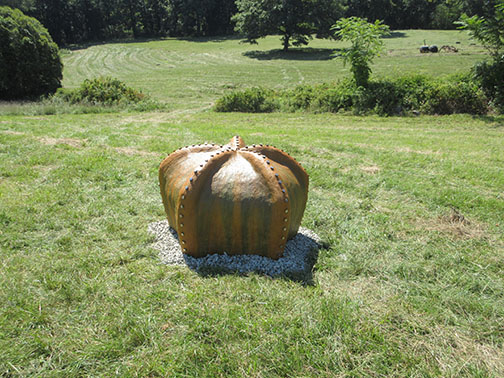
<box><xmin>61</xmin><ymin>30</ymin><xmax>488</xmax><ymax>111</ymax></box>
<box><xmin>1</xmin><ymin>31</ymin><xmax>504</xmax><ymax>376</ymax></box>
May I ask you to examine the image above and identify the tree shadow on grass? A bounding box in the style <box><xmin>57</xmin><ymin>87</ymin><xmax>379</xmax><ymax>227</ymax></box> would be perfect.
<box><xmin>471</xmin><ymin>115</ymin><xmax>504</xmax><ymax>128</ymax></box>
<box><xmin>64</xmin><ymin>35</ymin><xmax>242</xmax><ymax>50</ymax></box>
<box><xmin>176</xmin><ymin>35</ymin><xmax>243</xmax><ymax>43</ymax></box>
<box><xmin>381</xmin><ymin>31</ymin><xmax>407</xmax><ymax>39</ymax></box>
<box><xmin>65</xmin><ymin>37</ymin><xmax>167</xmax><ymax>50</ymax></box>
<box><xmin>243</xmin><ymin>47</ymin><xmax>342</xmax><ymax>61</ymax></box>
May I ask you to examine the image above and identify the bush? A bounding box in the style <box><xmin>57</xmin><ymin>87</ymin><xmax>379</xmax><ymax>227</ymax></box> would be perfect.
<box><xmin>283</xmin><ymin>79</ymin><xmax>416</xmax><ymax>115</ymax></box>
<box><xmin>0</xmin><ymin>6</ymin><xmax>62</xmax><ymax>99</ymax></box>
<box><xmin>356</xmin><ymin>80</ymin><xmax>402</xmax><ymax>115</ymax></box>
<box><xmin>214</xmin><ymin>87</ymin><xmax>278</xmax><ymax>112</ymax></box>
<box><xmin>308</xmin><ymin>81</ymin><xmax>356</xmax><ymax>113</ymax></box>
<box><xmin>215</xmin><ymin>74</ymin><xmax>489</xmax><ymax>116</ymax></box>
<box><xmin>56</xmin><ymin>77</ymin><xmax>146</xmax><ymax>105</ymax></box>
<box><xmin>421</xmin><ymin>79</ymin><xmax>488</xmax><ymax>115</ymax></box>
<box><xmin>394</xmin><ymin>75</ymin><xmax>434</xmax><ymax>110</ymax></box>
<box><xmin>472</xmin><ymin>58</ymin><xmax>504</xmax><ymax>112</ymax></box>
<box><xmin>331</xmin><ymin>17</ymin><xmax>390</xmax><ymax>87</ymax></box>
<box><xmin>283</xmin><ymin>85</ymin><xmax>316</xmax><ymax>111</ymax></box>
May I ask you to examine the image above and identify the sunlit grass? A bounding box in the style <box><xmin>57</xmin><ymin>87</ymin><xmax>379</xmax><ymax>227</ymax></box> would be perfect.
<box><xmin>1</xmin><ymin>111</ymin><xmax>503</xmax><ymax>375</ymax></box>
<box><xmin>0</xmin><ymin>29</ymin><xmax>503</xmax><ymax>376</ymax></box>
<box><xmin>61</xmin><ymin>30</ymin><xmax>487</xmax><ymax>111</ymax></box>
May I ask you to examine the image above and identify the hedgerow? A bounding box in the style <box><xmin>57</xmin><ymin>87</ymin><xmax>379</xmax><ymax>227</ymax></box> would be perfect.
<box><xmin>214</xmin><ymin>74</ymin><xmax>490</xmax><ymax>116</ymax></box>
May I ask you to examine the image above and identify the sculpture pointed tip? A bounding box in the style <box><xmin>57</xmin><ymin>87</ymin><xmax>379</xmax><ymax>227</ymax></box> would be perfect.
<box><xmin>229</xmin><ymin>135</ymin><xmax>246</xmax><ymax>149</ymax></box>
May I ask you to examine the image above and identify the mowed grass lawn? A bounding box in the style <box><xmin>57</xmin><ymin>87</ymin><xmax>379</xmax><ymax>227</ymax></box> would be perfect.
<box><xmin>1</xmin><ymin>31</ymin><xmax>504</xmax><ymax>376</ymax></box>
<box><xmin>62</xmin><ymin>30</ymin><xmax>487</xmax><ymax>111</ymax></box>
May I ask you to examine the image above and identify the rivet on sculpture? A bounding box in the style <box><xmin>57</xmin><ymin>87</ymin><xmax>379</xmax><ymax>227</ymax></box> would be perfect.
<box><xmin>159</xmin><ymin>136</ymin><xmax>309</xmax><ymax>260</ymax></box>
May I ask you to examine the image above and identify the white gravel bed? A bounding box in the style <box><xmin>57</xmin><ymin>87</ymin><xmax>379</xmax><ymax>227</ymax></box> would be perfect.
<box><xmin>148</xmin><ymin>220</ymin><xmax>321</xmax><ymax>278</ymax></box>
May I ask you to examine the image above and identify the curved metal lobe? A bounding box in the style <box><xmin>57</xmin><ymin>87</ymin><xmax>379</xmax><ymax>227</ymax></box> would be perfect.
<box><xmin>159</xmin><ymin>136</ymin><xmax>309</xmax><ymax>259</ymax></box>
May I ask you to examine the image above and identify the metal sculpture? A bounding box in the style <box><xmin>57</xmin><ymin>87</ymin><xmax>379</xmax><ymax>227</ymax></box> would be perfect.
<box><xmin>159</xmin><ymin>136</ymin><xmax>308</xmax><ymax>260</ymax></box>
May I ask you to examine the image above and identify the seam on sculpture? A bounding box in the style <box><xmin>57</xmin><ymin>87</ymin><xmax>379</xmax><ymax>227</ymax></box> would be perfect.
<box><xmin>247</xmin><ymin>150</ymin><xmax>291</xmax><ymax>258</ymax></box>
<box><xmin>178</xmin><ymin>148</ymin><xmax>233</xmax><ymax>255</ymax></box>
<box><xmin>247</xmin><ymin>144</ymin><xmax>308</xmax><ymax>177</ymax></box>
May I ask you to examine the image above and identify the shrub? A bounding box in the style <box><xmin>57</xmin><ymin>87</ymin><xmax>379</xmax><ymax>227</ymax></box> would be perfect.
<box><xmin>309</xmin><ymin>81</ymin><xmax>356</xmax><ymax>113</ymax></box>
<box><xmin>56</xmin><ymin>77</ymin><xmax>146</xmax><ymax>105</ymax></box>
<box><xmin>0</xmin><ymin>6</ymin><xmax>62</xmax><ymax>99</ymax></box>
<box><xmin>456</xmin><ymin>1</ymin><xmax>504</xmax><ymax>58</ymax></box>
<box><xmin>456</xmin><ymin>1</ymin><xmax>504</xmax><ymax>113</ymax></box>
<box><xmin>331</xmin><ymin>17</ymin><xmax>390</xmax><ymax>87</ymax></box>
<box><xmin>214</xmin><ymin>87</ymin><xmax>278</xmax><ymax>113</ymax></box>
<box><xmin>214</xmin><ymin>74</ymin><xmax>489</xmax><ymax>116</ymax></box>
<box><xmin>472</xmin><ymin>58</ymin><xmax>504</xmax><ymax>112</ymax></box>
<box><xmin>356</xmin><ymin>80</ymin><xmax>402</xmax><ymax>115</ymax></box>
<box><xmin>283</xmin><ymin>85</ymin><xmax>316</xmax><ymax>111</ymax></box>
<box><xmin>394</xmin><ymin>75</ymin><xmax>434</xmax><ymax>110</ymax></box>
<box><xmin>421</xmin><ymin>79</ymin><xmax>488</xmax><ymax>115</ymax></box>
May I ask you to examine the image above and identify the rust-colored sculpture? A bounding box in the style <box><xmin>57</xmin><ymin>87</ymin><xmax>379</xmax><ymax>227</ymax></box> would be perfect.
<box><xmin>159</xmin><ymin>136</ymin><xmax>308</xmax><ymax>260</ymax></box>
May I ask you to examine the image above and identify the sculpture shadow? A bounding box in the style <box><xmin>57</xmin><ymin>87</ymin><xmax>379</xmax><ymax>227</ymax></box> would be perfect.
<box><xmin>182</xmin><ymin>233</ymin><xmax>322</xmax><ymax>286</ymax></box>
<box><xmin>149</xmin><ymin>220</ymin><xmax>322</xmax><ymax>286</ymax></box>
<box><xmin>243</xmin><ymin>47</ymin><xmax>341</xmax><ymax>61</ymax></box>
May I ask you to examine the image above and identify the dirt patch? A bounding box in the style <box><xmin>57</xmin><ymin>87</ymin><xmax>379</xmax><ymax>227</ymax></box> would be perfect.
<box><xmin>320</xmin><ymin>276</ymin><xmax>392</xmax><ymax>302</ymax></box>
<box><xmin>34</xmin><ymin>165</ymin><xmax>57</xmax><ymax>173</ymax></box>
<box><xmin>1</xmin><ymin>130</ymin><xmax>26</xmax><ymax>135</ymax></box>
<box><xmin>360</xmin><ymin>165</ymin><xmax>380</xmax><ymax>174</ymax></box>
<box><xmin>118</xmin><ymin>109</ymin><xmax>207</xmax><ymax>126</ymax></box>
<box><xmin>114</xmin><ymin>147</ymin><xmax>158</xmax><ymax>157</ymax></box>
<box><xmin>39</xmin><ymin>137</ymin><xmax>86</xmax><ymax>147</ymax></box>
<box><xmin>119</xmin><ymin>113</ymin><xmax>169</xmax><ymax>125</ymax></box>
<box><xmin>23</xmin><ymin>116</ymin><xmax>49</xmax><ymax>121</ymax></box>
<box><xmin>350</xmin><ymin>143</ymin><xmax>442</xmax><ymax>155</ymax></box>
<box><xmin>410</xmin><ymin>325</ymin><xmax>504</xmax><ymax>375</ymax></box>
<box><xmin>298</xmin><ymin>145</ymin><xmax>356</xmax><ymax>160</ymax></box>
<box><xmin>417</xmin><ymin>208</ymin><xmax>486</xmax><ymax>239</ymax></box>
<box><xmin>395</xmin><ymin>146</ymin><xmax>441</xmax><ymax>155</ymax></box>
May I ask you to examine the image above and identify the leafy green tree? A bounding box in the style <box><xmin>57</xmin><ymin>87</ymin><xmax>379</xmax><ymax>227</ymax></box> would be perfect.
<box><xmin>332</xmin><ymin>17</ymin><xmax>389</xmax><ymax>87</ymax></box>
<box><xmin>311</xmin><ymin>0</ymin><xmax>346</xmax><ymax>39</ymax></box>
<box><xmin>0</xmin><ymin>0</ymin><xmax>35</xmax><ymax>12</ymax></box>
<box><xmin>455</xmin><ymin>0</ymin><xmax>499</xmax><ymax>19</ymax></box>
<box><xmin>0</xmin><ymin>6</ymin><xmax>62</xmax><ymax>99</ymax></box>
<box><xmin>456</xmin><ymin>0</ymin><xmax>504</xmax><ymax>111</ymax></box>
<box><xmin>343</xmin><ymin>0</ymin><xmax>396</xmax><ymax>26</ymax></box>
<box><xmin>456</xmin><ymin>0</ymin><xmax>504</xmax><ymax>57</ymax></box>
<box><xmin>233</xmin><ymin>0</ymin><xmax>343</xmax><ymax>51</ymax></box>
<box><xmin>163</xmin><ymin>0</ymin><xmax>231</xmax><ymax>36</ymax></box>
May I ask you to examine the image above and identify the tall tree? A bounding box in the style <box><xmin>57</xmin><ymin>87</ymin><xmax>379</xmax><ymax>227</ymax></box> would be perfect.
<box><xmin>456</xmin><ymin>0</ymin><xmax>504</xmax><ymax>111</ymax></box>
<box><xmin>233</xmin><ymin>0</ymin><xmax>344</xmax><ymax>51</ymax></box>
<box><xmin>32</xmin><ymin>0</ymin><xmax>70</xmax><ymax>44</ymax></box>
<box><xmin>457</xmin><ymin>0</ymin><xmax>504</xmax><ymax>57</ymax></box>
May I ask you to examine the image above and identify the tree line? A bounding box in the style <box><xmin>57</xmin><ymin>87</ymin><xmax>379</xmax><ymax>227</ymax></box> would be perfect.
<box><xmin>0</xmin><ymin>0</ymin><xmax>237</xmax><ymax>44</ymax></box>
<box><xmin>0</xmin><ymin>0</ymin><xmax>499</xmax><ymax>46</ymax></box>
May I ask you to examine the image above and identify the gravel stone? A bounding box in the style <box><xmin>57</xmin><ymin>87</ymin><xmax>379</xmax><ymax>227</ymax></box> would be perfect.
<box><xmin>148</xmin><ymin>220</ymin><xmax>321</xmax><ymax>278</ymax></box>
